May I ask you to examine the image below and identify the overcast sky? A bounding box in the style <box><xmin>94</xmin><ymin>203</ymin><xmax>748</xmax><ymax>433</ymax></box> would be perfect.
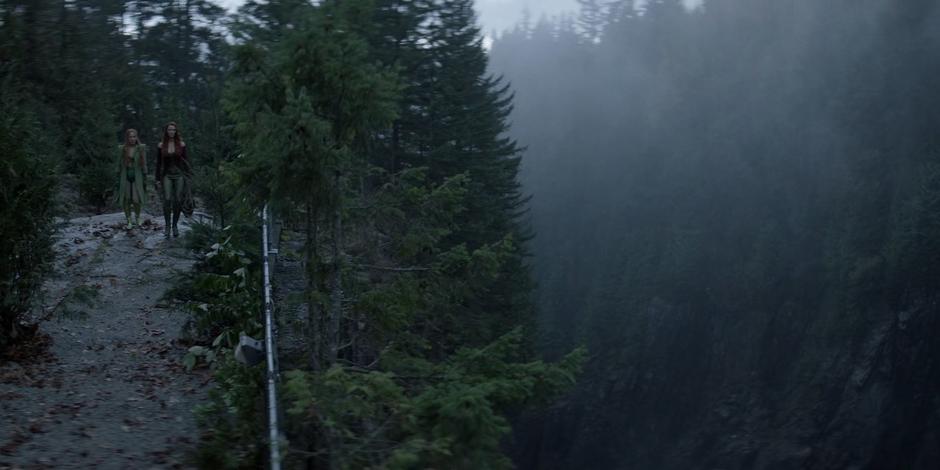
<box><xmin>214</xmin><ymin>0</ymin><xmax>579</xmax><ymax>36</ymax></box>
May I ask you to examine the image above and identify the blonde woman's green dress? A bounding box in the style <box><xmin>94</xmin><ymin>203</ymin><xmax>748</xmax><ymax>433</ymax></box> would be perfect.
<box><xmin>116</xmin><ymin>144</ymin><xmax>147</xmax><ymax>227</ymax></box>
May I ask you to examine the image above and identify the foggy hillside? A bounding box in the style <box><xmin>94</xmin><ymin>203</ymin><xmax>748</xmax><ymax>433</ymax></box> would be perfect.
<box><xmin>491</xmin><ymin>0</ymin><xmax>940</xmax><ymax>468</ymax></box>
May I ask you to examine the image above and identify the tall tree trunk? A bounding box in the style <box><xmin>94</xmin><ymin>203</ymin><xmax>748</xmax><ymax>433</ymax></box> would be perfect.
<box><xmin>327</xmin><ymin>171</ymin><xmax>343</xmax><ymax>365</ymax></box>
<box><xmin>326</xmin><ymin>173</ymin><xmax>344</xmax><ymax>470</ymax></box>
<box><xmin>305</xmin><ymin>199</ymin><xmax>322</xmax><ymax>370</ymax></box>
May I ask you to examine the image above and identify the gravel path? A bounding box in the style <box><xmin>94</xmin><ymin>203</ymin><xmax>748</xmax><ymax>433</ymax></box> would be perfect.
<box><xmin>0</xmin><ymin>211</ymin><xmax>209</xmax><ymax>469</ymax></box>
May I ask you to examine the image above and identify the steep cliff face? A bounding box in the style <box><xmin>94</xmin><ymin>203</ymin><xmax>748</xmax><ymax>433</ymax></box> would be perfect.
<box><xmin>663</xmin><ymin>297</ymin><xmax>940</xmax><ymax>470</ymax></box>
<box><xmin>517</xmin><ymin>295</ymin><xmax>940</xmax><ymax>469</ymax></box>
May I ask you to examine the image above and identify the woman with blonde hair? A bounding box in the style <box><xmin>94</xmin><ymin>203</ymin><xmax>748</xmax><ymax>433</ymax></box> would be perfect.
<box><xmin>116</xmin><ymin>128</ymin><xmax>147</xmax><ymax>229</ymax></box>
<box><xmin>155</xmin><ymin>122</ymin><xmax>190</xmax><ymax>238</ymax></box>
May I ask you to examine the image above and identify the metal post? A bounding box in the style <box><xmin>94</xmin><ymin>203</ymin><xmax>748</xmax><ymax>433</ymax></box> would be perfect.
<box><xmin>262</xmin><ymin>205</ymin><xmax>282</xmax><ymax>470</ymax></box>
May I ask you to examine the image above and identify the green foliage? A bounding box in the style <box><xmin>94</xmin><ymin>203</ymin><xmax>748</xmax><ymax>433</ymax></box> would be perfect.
<box><xmin>78</xmin><ymin>153</ymin><xmax>117</xmax><ymax>213</ymax></box>
<box><xmin>193</xmin><ymin>353</ymin><xmax>266</xmax><ymax>469</ymax></box>
<box><xmin>175</xmin><ymin>222</ymin><xmax>267</xmax><ymax>467</ymax></box>
<box><xmin>191</xmin><ymin>161</ymin><xmax>236</xmax><ymax>227</ymax></box>
<box><xmin>70</xmin><ymin>102</ymin><xmax>121</xmax><ymax>210</ymax></box>
<box><xmin>0</xmin><ymin>80</ymin><xmax>56</xmax><ymax>353</ymax></box>
<box><xmin>176</xmin><ymin>234</ymin><xmax>262</xmax><ymax>364</ymax></box>
<box><xmin>394</xmin><ymin>0</ymin><xmax>535</xmax><ymax>351</ymax></box>
<box><xmin>224</xmin><ymin>0</ymin><xmax>400</xmax><ymax>209</ymax></box>
<box><xmin>283</xmin><ymin>330</ymin><xmax>585</xmax><ymax>469</ymax></box>
<box><xmin>230</xmin><ymin>0</ymin><xmax>317</xmax><ymax>43</ymax></box>
<box><xmin>380</xmin><ymin>168</ymin><xmax>470</xmax><ymax>260</ymax></box>
<box><xmin>351</xmin><ymin>168</ymin><xmax>528</xmax><ymax>356</ymax></box>
<box><xmin>218</xmin><ymin>2</ymin><xmax>560</xmax><ymax>466</ymax></box>
<box><xmin>135</xmin><ymin>0</ymin><xmax>229</xmax><ymax>111</ymax></box>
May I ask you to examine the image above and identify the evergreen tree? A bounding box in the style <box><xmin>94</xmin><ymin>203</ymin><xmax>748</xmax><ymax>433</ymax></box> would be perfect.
<box><xmin>359</xmin><ymin>0</ymin><xmax>433</xmax><ymax>172</ymax></box>
<box><xmin>225</xmin><ymin>0</ymin><xmax>399</xmax><ymax>368</ymax></box>
<box><xmin>136</xmin><ymin>0</ymin><xmax>227</xmax><ymax>108</ymax></box>
<box><xmin>230</xmin><ymin>0</ymin><xmax>315</xmax><ymax>43</ymax></box>
<box><xmin>0</xmin><ymin>78</ymin><xmax>56</xmax><ymax>355</ymax></box>
<box><xmin>413</xmin><ymin>0</ymin><xmax>534</xmax><ymax>349</ymax></box>
<box><xmin>221</xmin><ymin>2</ymin><xmax>580</xmax><ymax>467</ymax></box>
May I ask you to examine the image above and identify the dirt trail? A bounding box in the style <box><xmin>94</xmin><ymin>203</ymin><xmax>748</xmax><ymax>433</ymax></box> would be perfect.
<box><xmin>0</xmin><ymin>211</ymin><xmax>208</xmax><ymax>469</ymax></box>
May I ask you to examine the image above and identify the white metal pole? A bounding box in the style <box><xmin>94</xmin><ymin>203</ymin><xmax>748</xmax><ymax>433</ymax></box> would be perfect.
<box><xmin>262</xmin><ymin>205</ymin><xmax>282</xmax><ymax>470</ymax></box>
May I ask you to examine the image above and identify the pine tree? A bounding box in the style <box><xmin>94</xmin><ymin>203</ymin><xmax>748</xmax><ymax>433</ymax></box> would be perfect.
<box><xmin>225</xmin><ymin>0</ymin><xmax>399</xmax><ymax>369</ymax></box>
<box><xmin>0</xmin><ymin>79</ymin><xmax>56</xmax><ymax>355</ymax></box>
<box><xmin>135</xmin><ymin>0</ymin><xmax>227</xmax><ymax>112</ymax></box>
<box><xmin>413</xmin><ymin>0</ymin><xmax>534</xmax><ymax>349</ymax></box>
<box><xmin>230</xmin><ymin>0</ymin><xmax>315</xmax><ymax>43</ymax></box>
<box><xmin>359</xmin><ymin>0</ymin><xmax>433</xmax><ymax>172</ymax></box>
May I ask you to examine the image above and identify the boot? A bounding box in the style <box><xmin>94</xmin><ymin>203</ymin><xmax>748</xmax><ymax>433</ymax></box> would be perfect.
<box><xmin>172</xmin><ymin>208</ymin><xmax>181</xmax><ymax>238</ymax></box>
<box><xmin>163</xmin><ymin>206</ymin><xmax>172</xmax><ymax>238</ymax></box>
<box><xmin>133</xmin><ymin>203</ymin><xmax>142</xmax><ymax>227</ymax></box>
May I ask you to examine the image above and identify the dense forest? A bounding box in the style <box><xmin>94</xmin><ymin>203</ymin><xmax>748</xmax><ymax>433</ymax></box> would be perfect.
<box><xmin>490</xmin><ymin>0</ymin><xmax>940</xmax><ymax>468</ymax></box>
<box><xmin>4</xmin><ymin>0</ymin><xmax>940</xmax><ymax>468</ymax></box>
<box><xmin>0</xmin><ymin>0</ymin><xmax>581</xmax><ymax>468</ymax></box>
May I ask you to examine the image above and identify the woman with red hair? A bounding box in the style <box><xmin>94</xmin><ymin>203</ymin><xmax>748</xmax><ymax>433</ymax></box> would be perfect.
<box><xmin>116</xmin><ymin>128</ymin><xmax>147</xmax><ymax>229</ymax></box>
<box><xmin>155</xmin><ymin>122</ymin><xmax>190</xmax><ymax>238</ymax></box>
